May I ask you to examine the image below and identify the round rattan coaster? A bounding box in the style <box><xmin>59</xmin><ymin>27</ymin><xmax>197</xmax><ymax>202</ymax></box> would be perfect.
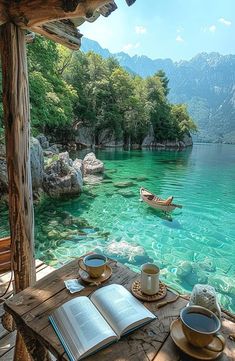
<box><xmin>131</xmin><ymin>279</ymin><xmax>167</xmax><ymax>302</ymax></box>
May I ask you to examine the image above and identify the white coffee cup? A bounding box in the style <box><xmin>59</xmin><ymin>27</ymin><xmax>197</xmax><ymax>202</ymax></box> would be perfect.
<box><xmin>141</xmin><ymin>263</ymin><xmax>160</xmax><ymax>295</ymax></box>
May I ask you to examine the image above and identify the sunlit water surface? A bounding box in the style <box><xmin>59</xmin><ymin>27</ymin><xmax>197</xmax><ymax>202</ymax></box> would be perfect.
<box><xmin>0</xmin><ymin>144</ymin><xmax>235</xmax><ymax>311</ymax></box>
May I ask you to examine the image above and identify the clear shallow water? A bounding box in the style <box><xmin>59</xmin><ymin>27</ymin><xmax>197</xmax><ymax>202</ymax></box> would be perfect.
<box><xmin>0</xmin><ymin>144</ymin><xmax>235</xmax><ymax>311</ymax></box>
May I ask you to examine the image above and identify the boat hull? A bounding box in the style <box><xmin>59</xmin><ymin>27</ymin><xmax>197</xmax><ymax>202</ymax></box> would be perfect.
<box><xmin>140</xmin><ymin>187</ymin><xmax>182</xmax><ymax>212</ymax></box>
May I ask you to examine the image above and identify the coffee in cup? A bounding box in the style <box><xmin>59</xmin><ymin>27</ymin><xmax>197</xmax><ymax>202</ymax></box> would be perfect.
<box><xmin>78</xmin><ymin>254</ymin><xmax>107</xmax><ymax>278</ymax></box>
<box><xmin>141</xmin><ymin>263</ymin><xmax>160</xmax><ymax>295</ymax></box>
<box><xmin>180</xmin><ymin>305</ymin><xmax>225</xmax><ymax>352</ymax></box>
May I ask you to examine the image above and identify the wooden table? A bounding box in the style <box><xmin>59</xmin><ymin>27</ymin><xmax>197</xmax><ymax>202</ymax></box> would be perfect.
<box><xmin>4</xmin><ymin>258</ymin><xmax>235</xmax><ymax>361</ymax></box>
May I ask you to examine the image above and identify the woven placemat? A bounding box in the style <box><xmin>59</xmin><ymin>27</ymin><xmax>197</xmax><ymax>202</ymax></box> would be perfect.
<box><xmin>131</xmin><ymin>279</ymin><xmax>167</xmax><ymax>302</ymax></box>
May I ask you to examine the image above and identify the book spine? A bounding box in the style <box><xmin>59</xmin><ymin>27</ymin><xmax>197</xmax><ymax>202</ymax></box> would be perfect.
<box><xmin>49</xmin><ymin>315</ymin><xmax>77</xmax><ymax>361</ymax></box>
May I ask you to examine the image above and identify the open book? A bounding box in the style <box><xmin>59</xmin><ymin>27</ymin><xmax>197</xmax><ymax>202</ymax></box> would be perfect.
<box><xmin>49</xmin><ymin>284</ymin><xmax>156</xmax><ymax>361</ymax></box>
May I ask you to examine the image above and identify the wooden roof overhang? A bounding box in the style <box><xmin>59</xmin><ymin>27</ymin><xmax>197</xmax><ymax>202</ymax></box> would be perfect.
<box><xmin>0</xmin><ymin>1</ymin><xmax>135</xmax><ymax>359</ymax></box>
<box><xmin>0</xmin><ymin>0</ymin><xmax>135</xmax><ymax>49</ymax></box>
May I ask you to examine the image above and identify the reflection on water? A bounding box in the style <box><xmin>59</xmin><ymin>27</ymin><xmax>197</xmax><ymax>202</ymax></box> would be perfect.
<box><xmin>0</xmin><ymin>144</ymin><xmax>235</xmax><ymax>312</ymax></box>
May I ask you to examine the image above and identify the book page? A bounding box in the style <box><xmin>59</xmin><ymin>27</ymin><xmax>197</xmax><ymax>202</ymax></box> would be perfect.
<box><xmin>91</xmin><ymin>284</ymin><xmax>156</xmax><ymax>337</ymax></box>
<box><xmin>50</xmin><ymin>296</ymin><xmax>117</xmax><ymax>360</ymax></box>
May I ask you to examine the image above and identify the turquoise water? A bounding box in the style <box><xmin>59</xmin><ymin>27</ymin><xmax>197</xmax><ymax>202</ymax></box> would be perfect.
<box><xmin>0</xmin><ymin>144</ymin><xmax>235</xmax><ymax>311</ymax></box>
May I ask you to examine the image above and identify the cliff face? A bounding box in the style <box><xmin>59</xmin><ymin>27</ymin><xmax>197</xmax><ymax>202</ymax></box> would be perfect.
<box><xmin>82</xmin><ymin>39</ymin><xmax>235</xmax><ymax>143</ymax></box>
<box><xmin>75</xmin><ymin>126</ymin><xmax>192</xmax><ymax>150</ymax></box>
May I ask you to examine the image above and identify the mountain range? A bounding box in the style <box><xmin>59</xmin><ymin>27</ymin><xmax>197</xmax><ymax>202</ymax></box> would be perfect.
<box><xmin>81</xmin><ymin>38</ymin><xmax>235</xmax><ymax>143</ymax></box>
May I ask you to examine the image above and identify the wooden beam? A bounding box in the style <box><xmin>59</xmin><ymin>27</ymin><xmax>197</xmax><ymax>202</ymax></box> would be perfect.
<box><xmin>6</xmin><ymin>0</ymin><xmax>112</xmax><ymax>27</ymax></box>
<box><xmin>98</xmin><ymin>1</ymin><xmax>117</xmax><ymax>17</ymax></box>
<box><xmin>0</xmin><ymin>23</ymin><xmax>36</xmax><ymax>292</ymax></box>
<box><xmin>0</xmin><ymin>21</ymin><xmax>43</xmax><ymax>361</ymax></box>
<box><xmin>31</xmin><ymin>19</ymin><xmax>82</xmax><ymax>50</ymax></box>
<box><xmin>125</xmin><ymin>0</ymin><xmax>136</xmax><ymax>5</ymax></box>
<box><xmin>0</xmin><ymin>3</ymin><xmax>8</xmax><ymax>26</ymax></box>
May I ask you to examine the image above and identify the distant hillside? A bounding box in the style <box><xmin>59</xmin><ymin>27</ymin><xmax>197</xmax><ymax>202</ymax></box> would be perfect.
<box><xmin>81</xmin><ymin>38</ymin><xmax>235</xmax><ymax>143</ymax></box>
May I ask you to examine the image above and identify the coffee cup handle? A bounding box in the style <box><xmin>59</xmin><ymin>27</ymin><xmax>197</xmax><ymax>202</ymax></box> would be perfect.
<box><xmin>205</xmin><ymin>334</ymin><xmax>225</xmax><ymax>352</ymax></box>
<box><xmin>78</xmin><ymin>258</ymin><xmax>87</xmax><ymax>272</ymax></box>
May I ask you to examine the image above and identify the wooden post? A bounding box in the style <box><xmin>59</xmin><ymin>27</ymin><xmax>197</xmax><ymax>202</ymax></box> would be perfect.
<box><xmin>0</xmin><ymin>23</ymin><xmax>45</xmax><ymax>361</ymax></box>
<box><xmin>0</xmin><ymin>21</ymin><xmax>35</xmax><ymax>295</ymax></box>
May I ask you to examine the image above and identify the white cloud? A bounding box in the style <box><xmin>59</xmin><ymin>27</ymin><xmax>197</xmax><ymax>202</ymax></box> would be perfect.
<box><xmin>218</xmin><ymin>18</ymin><xmax>232</xmax><ymax>26</ymax></box>
<box><xmin>176</xmin><ymin>35</ymin><xmax>184</xmax><ymax>42</ymax></box>
<box><xmin>209</xmin><ymin>25</ymin><xmax>216</xmax><ymax>32</ymax></box>
<box><xmin>176</xmin><ymin>26</ymin><xmax>184</xmax><ymax>33</ymax></box>
<box><xmin>122</xmin><ymin>42</ymin><xmax>140</xmax><ymax>52</ymax></box>
<box><xmin>135</xmin><ymin>25</ymin><xmax>147</xmax><ymax>34</ymax></box>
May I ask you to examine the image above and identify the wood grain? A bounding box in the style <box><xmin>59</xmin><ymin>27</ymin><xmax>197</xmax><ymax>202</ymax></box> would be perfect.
<box><xmin>31</xmin><ymin>19</ymin><xmax>82</xmax><ymax>50</ymax></box>
<box><xmin>4</xmin><ymin>259</ymin><xmax>235</xmax><ymax>361</ymax></box>
<box><xmin>2</xmin><ymin>0</ymin><xmax>111</xmax><ymax>27</ymax></box>
<box><xmin>0</xmin><ymin>23</ymin><xmax>36</xmax><ymax>294</ymax></box>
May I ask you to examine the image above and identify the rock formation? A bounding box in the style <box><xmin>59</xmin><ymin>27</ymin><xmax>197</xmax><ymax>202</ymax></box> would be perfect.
<box><xmin>43</xmin><ymin>152</ymin><xmax>83</xmax><ymax>198</ymax></box>
<box><xmin>83</xmin><ymin>152</ymin><xmax>104</xmax><ymax>175</ymax></box>
<box><xmin>30</xmin><ymin>137</ymin><xmax>44</xmax><ymax>190</ymax></box>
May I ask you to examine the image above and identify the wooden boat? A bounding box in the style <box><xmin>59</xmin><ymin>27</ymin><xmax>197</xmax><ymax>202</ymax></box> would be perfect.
<box><xmin>140</xmin><ymin>187</ymin><xmax>182</xmax><ymax>212</ymax></box>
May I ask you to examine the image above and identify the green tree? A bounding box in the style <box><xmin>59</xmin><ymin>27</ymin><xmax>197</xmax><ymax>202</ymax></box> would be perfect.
<box><xmin>170</xmin><ymin>104</ymin><xmax>197</xmax><ymax>140</ymax></box>
<box><xmin>27</xmin><ymin>36</ymin><xmax>78</xmax><ymax>140</ymax></box>
<box><xmin>156</xmin><ymin>70</ymin><xmax>170</xmax><ymax>96</ymax></box>
<box><xmin>146</xmin><ymin>74</ymin><xmax>172</xmax><ymax>141</ymax></box>
<box><xmin>0</xmin><ymin>35</ymin><xmax>197</xmax><ymax>149</ymax></box>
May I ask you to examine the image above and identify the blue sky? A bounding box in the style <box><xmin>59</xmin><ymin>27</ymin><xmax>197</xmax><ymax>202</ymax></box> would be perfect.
<box><xmin>80</xmin><ymin>0</ymin><xmax>235</xmax><ymax>61</ymax></box>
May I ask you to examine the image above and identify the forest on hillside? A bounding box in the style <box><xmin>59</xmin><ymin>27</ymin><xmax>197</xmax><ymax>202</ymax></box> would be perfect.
<box><xmin>0</xmin><ymin>36</ymin><xmax>196</xmax><ymax>147</ymax></box>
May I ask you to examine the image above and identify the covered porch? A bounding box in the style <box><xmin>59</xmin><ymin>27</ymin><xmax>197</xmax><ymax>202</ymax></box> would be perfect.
<box><xmin>1</xmin><ymin>1</ymin><xmax>235</xmax><ymax>360</ymax></box>
<box><xmin>0</xmin><ymin>1</ymin><xmax>135</xmax><ymax>359</ymax></box>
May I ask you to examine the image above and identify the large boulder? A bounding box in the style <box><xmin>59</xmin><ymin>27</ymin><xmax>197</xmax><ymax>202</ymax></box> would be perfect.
<box><xmin>30</xmin><ymin>137</ymin><xmax>44</xmax><ymax>190</ymax></box>
<box><xmin>83</xmin><ymin>152</ymin><xmax>104</xmax><ymax>175</ymax></box>
<box><xmin>0</xmin><ymin>137</ymin><xmax>44</xmax><ymax>193</ymax></box>
<box><xmin>73</xmin><ymin>158</ymin><xmax>83</xmax><ymax>174</ymax></box>
<box><xmin>43</xmin><ymin>152</ymin><xmax>83</xmax><ymax>198</ymax></box>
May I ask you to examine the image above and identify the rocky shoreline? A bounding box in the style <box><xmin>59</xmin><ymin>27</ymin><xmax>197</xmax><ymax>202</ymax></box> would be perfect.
<box><xmin>0</xmin><ymin>135</ymin><xmax>104</xmax><ymax>201</ymax></box>
<box><xmin>74</xmin><ymin>126</ymin><xmax>193</xmax><ymax>150</ymax></box>
<box><xmin>0</xmin><ymin>132</ymin><xmax>193</xmax><ymax>202</ymax></box>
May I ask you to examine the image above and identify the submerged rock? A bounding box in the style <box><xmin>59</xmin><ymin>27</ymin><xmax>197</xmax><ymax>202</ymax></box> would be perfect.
<box><xmin>106</xmin><ymin>240</ymin><xmax>145</xmax><ymax>262</ymax></box>
<box><xmin>48</xmin><ymin>229</ymin><xmax>61</xmax><ymax>239</ymax></box>
<box><xmin>209</xmin><ymin>275</ymin><xmax>235</xmax><ymax>295</ymax></box>
<box><xmin>113</xmin><ymin>181</ymin><xmax>134</xmax><ymax>188</ymax></box>
<box><xmin>130</xmin><ymin>176</ymin><xmax>149</xmax><ymax>182</ymax></box>
<box><xmin>117</xmin><ymin>190</ymin><xmax>135</xmax><ymax>198</ymax></box>
<box><xmin>43</xmin><ymin>152</ymin><xmax>83</xmax><ymax>198</ymax></box>
<box><xmin>84</xmin><ymin>175</ymin><xmax>103</xmax><ymax>185</ymax></box>
<box><xmin>176</xmin><ymin>261</ymin><xmax>192</xmax><ymax>278</ymax></box>
<box><xmin>176</xmin><ymin>260</ymin><xmax>208</xmax><ymax>286</ymax></box>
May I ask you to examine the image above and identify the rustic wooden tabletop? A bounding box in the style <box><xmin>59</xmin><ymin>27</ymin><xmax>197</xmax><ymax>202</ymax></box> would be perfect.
<box><xmin>4</xmin><ymin>258</ymin><xmax>235</xmax><ymax>361</ymax></box>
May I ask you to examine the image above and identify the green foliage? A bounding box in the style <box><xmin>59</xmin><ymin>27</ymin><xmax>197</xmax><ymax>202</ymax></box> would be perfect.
<box><xmin>156</xmin><ymin>70</ymin><xmax>170</xmax><ymax>96</ymax></box>
<box><xmin>171</xmin><ymin>104</ymin><xmax>197</xmax><ymax>140</ymax></box>
<box><xmin>27</xmin><ymin>36</ymin><xmax>78</xmax><ymax>139</ymax></box>
<box><xmin>0</xmin><ymin>35</ymin><xmax>196</xmax><ymax>146</ymax></box>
